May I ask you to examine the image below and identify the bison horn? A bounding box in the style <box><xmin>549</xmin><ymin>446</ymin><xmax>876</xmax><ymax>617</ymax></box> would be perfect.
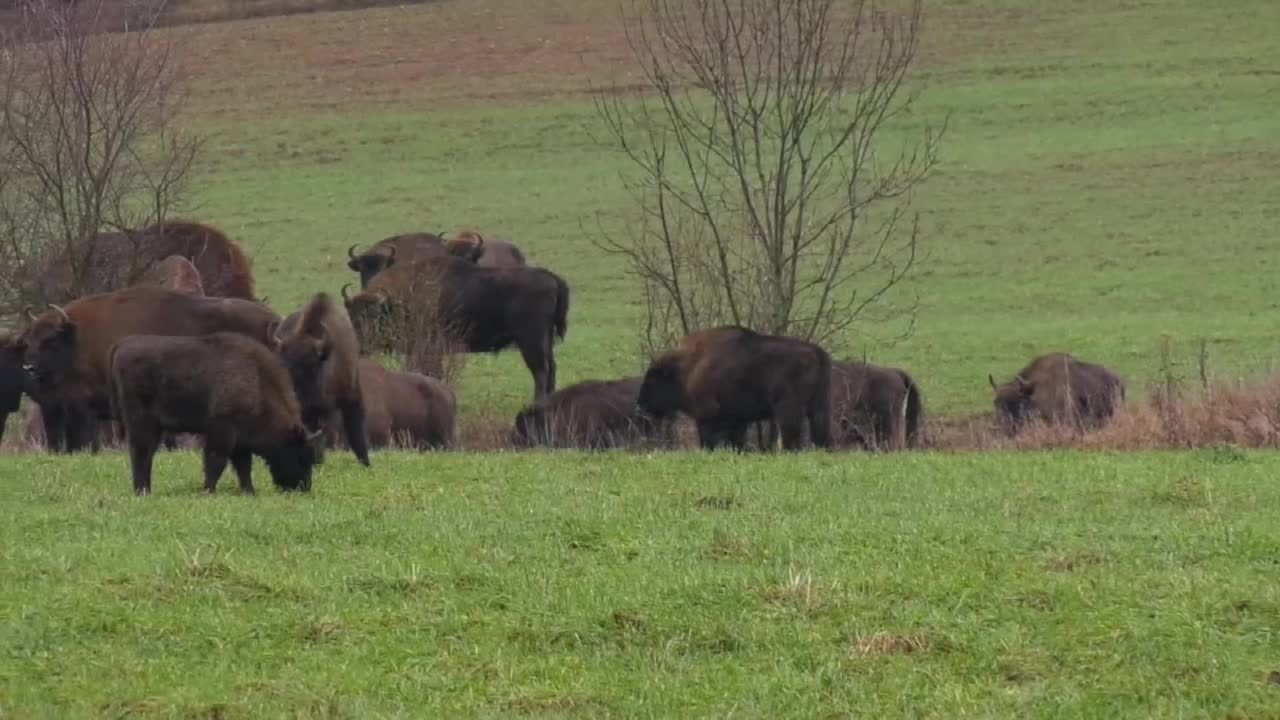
<box><xmin>386</xmin><ymin>245</ymin><xmax>396</xmax><ymax>260</ymax></box>
<box><xmin>474</xmin><ymin>232</ymin><xmax>485</xmax><ymax>249</ymax></box>
<box><xmin>347</xmin><ymin>243</ymin><xmax>358</xmax><ymax>260</ymax></box>
<box><xmin>988</xmin><ymin>374</ymin><xmax>997</xmax><ymax>390</ymax></box>
<box><xmin>24</xmin><ymin>305</ymin><xmax>36</xmax><ymax>322</ymax></box>
<box><xmin>341</xmin><ymin>284</ymin><xmax>352</xmax><ymax>303</ymax></box>
<box><xmin>47</xmin><ymin>304</ymin><xmax>69</xmax><ymax>322</ymax></box>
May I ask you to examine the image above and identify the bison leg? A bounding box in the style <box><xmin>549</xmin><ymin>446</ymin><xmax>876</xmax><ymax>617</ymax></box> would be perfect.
<box><xmin>774</xmin><ymin>403</ymin><xmax>808</xmax><ymax>451</ymax></box>
<box><xmin>339</xmin><ymin>399</ymin><xmax>371</xmax><ymax>467</ymax></box>
<box><xmin>128</xmin><ymin>433</ymin><xmax>160</xmax><ymax>496</ymax></box>
<box><xmin>201</xmin><ymin>432</ymin><xmax>235</xmax><ymax>494</ymax></box>
<box><xmin>697</xmin><ymin>420</ymin><xmax>748</xmax><ymax>451</ymax></box>
<box><xmin>62</xmin><ymin>404</ymin><xmax>96</xmax><ymax>454</ymax></box>
<box><xmin>39</xmin><ymin>403</ymin><xmax>66</xmax><ymax>452</ymax></box>
<box><xmin>517</xmin><ymin>335</ymin><xmax>552</xmax><ymax>401</ymax></box>
<box><xmin>231</xmin><ymin>448</ymin><xmax>255</xmax><ymax>495</ymax></box>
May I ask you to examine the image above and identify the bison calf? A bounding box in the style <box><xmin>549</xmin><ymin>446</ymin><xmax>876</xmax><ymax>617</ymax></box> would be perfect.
<box><xmin>276</xmin><ymin>293</ymin><xmax>370</xmax><ymax>466</ymax></box>
<box><xmin>989</xmin><ymin>353</ymin><xmax>1125</xmax><ymax>433</ymax></box>
<box><xmin>110</xmin><ymin>333</ymin><xmax>320</xmax><ymax>495</ymax></box>
<box><xmin>511</xmin><ymin>377</ymin><xmax>662</xmax><ymax>449</ymax></box>
<box><xmin>638</xmin><ymin>326</ymin><xmax>832</xmax><ymax>451</ymax></box>
<box><xmin>831</xmin><ymin>361</ymin><xmax>924</xmax><ymax>451</ymax></box>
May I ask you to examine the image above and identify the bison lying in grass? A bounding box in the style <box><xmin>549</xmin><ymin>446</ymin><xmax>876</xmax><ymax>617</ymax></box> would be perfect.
<box><xmin>326</xmin><ymin>359</ymin><xmax>456</xmax><ymax>450</ymax></box>
<box><xmin>511</xmin><ymin>377</ymin><xmax>662</xmax><ymax>449</ymax></box>
<box><xmin>638</xmin><ymin>326</ymin><xmax>832</xmax><ymax>451</ymax></box>
<box><xmin>989</xmin><ymin>353</ymin><xmax>1125</xmax><ymax>433</ymax></box>
<box><xmin>110</xmin><ymin>333</ymin><xmax>320</xmax><ymax>495</ymax></box>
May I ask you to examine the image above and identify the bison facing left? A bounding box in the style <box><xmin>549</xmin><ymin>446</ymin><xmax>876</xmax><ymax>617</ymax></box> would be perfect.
<box><xmin>110</xmin><ymin>333</ymin><xmax>320</xmax><ymax>495</ymax></box>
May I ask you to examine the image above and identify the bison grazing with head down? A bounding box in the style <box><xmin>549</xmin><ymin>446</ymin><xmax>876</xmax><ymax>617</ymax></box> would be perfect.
<box><xmin>343</xmin><ymin>255</ymin><xmax>569</xmax><ymax>401</ymax></box>
<box><xmin>110</xmin><ymin>333</ymin><xmax>320</xmax><ymax>495</ymax></box>
<box><xmin>637</xmin><ymin>326</ymin><xmax>832</xmax><ymax>451</ymax></box>
<box><xmin>511</xmin><ymin>376</ymin><xmax>661</xmax><ymax>449</ymax></box>
<box><xmin>275</xmin><ymin>293</ymin><xmax>370</xmax><ymax>466</ymax></box>
<box><xmin>20</xmin><ymin>286</ymin><xmax>282</xmax><ymax>452</ymax></box>
<box><xmin>444</xmin><ymin>230</ymin><xmax>527</xmax><ymax>268</ymax></box>
<box><xmin>347</xmin><ymin>233</ymin><xmax>446</xmax><ymax>288</ymax></box>
<box><xmin>830</xmin><ymin>361</ymin><xmax>923</xmax><ymax>451</ymax></box>
<box><xmin>989</xmin><ymin>353</ymin><xmax>1125</xmax><ymax>433</ymax></box>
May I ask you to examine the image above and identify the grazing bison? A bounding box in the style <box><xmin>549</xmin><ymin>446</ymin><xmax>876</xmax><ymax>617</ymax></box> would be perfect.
<box><xmin>511</xmin><ymin>376</ymin><xmax>663</xmax><ymax>449</ymax></box>
<box><xmin>20</xmin><ymin>286</ymin><xmax>281</xmax><ymax>452</ymax></box>
<box><xmin>110</xmin><ymin>333</ymin><xmax>320</xmax><ymax>495</ymax></box>
<box><xmin>444</xmin><ymin>230</ymin><xmax>527</xmax><ymax>268</ymax></box>
<box><xmin>328</xmin><ymin>358</ymin><xmax>455</xmax><ymax>450</ymax></box>
<box><xmin>347</xmin><ymin>232</ymin><xmax>446</xmax><ymax>288</ymax></box>
<box><xmin>275</xmin><ymin>294</ymin><xmax>370</xmax><ymax>466</ymax></box>
<box><xmin>343</xmin><ymin>255</ymin><xmax>569</xmax><ymax>400</ymax></box>
<box><xmin>830</xmin><ymin>361</ymin><xmax>923</xmax><ymax>451</ymax></box>
<box><xmin>138</xmin><ymin>255</ymin><xmax>204</xmax><ymax>295</ymax></box>
<box><xmin>637</xmin><ymin>326</ymin><xmax>832</xmax><ymax>451</ymax></box>
<box><xmin>989</xmin><ymin>353</ymin><xmax>1125</xmax><ymax>433</ymax></box>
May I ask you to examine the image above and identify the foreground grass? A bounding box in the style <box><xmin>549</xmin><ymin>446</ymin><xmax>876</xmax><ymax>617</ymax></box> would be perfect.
<box><xmin>2</xmin><ymin>449</ymin><xmax>1278</xmax><ymax>716</ymax></box>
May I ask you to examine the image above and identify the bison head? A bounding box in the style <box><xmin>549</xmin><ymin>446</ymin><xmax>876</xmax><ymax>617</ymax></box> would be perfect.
<box><xmin>990</xmin><ymin>373</ymin><xmax>1035</xmax><ymax>433</ymax></box>
<box><xmin>444</xmin><ymin>231</ymin><xmax>485</xmax><ymax>263</ymax></box>
<box><xmin>637</xmin><ymin>353</ymin><xmax>686</xmax><ymax>420</ymax></box>
<box><xmin>510</xmin><ymin>405</ymin><xmax>546</xmax><ymax>448</ymax></box>
<box><xmin>21</xmin><ymin>304</ymin><xmax>77</xmax><ymax>392</ymax></box>
<box><xmin>348</xmin><ymin>243</ymin><xmax>397</xmax><ymax>288</ymax></box>
<box><xmin>261</xmin><ymin>424</ymin><xmax>321</xmax><ymax>491</ymax></box>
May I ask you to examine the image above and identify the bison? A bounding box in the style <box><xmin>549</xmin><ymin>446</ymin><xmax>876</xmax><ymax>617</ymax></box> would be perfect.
<box><xmin>637</xmin><ymin>326</ymin><xmax>832</xmax><ymax>451</ymax></box>
<box><xmin>109</xmin><ymin>333</ymin><xmax>320</xmax><ymax>495</ymax></box>
<box><xmin>830</xmin><ymin>361</ymin><xmax>923</xmax><ymax>451</ymax></box>
<box><xmin>0</xmin><ymin>332</ymin><xmax>30</xmax><ymax>447</ymax></box>
<box><xmin>989</xmin><ymin>353</ymin><xmax>1125</xmax><ymax>433</ymax></box>
<box><xmin>444</xmin><ymin>230</ymin><xmax>526</xmax><ymax>268</ymax></box>
<box><xmin>325</xmin><ymin>358</ymin><xmax>456</xmax><ymax>450</ymax></box>
<box><xmin>138</xmin><ymin>255</ymin><xmax>204</xmax><ymax>295</ymax></box>
<box><xmin>20</xmin><ymin>286</ymin><xmax>282</xmax><ymax>452</ymax></box>
<box><xmin>347</xmin><ymin>232</ymin><xmax>446</xmax><ymax>288</ymax></box>
<box><xmin>511</xmin><ymin>376</ymin><xmax>664</xmax><ymax>449</ymax></box>
<box><xmin>343</xmin><ymin>255</ymin><xmax>569</xmax><ymax>401</ymax></box>
<box><xmin>275</xmin><ymin>293</ymin><xmax>370</xmax><ymax>466</ymax></box>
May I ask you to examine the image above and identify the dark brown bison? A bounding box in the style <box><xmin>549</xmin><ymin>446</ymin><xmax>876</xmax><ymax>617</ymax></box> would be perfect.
<box><xmin>443</xmin><ymin>230</ymin><xmax>527</xmax><ymax>268</ymax></box>
<box><xmin>327</xmin><ymin>359</ymin><xmax>455</xmax><ymax>450</ymax></box>
<box><xmin>20</xmin><ymin>286</ymin><xmax>281</xmax><ymax>452</ymax></box>
<box><xmin>637</xmin><ymin>326</ymin><xmax>832</xmax><ymax>451</ymax></box>
<box><xmin>989</xmin><ymin>353</ymin><xmax>1125</xmax><ymax>433</ymax></box>
<box><xmin>830</xmin><ymin>361</ymin><xmax>923</xmax><ymax>450</ymax></box>
<box><xmin>138</xmin><ymin>255</ymin><xmax>204</xmax><ymax>295</ymax></box>
<box><xmin>347</xmin><ymin>232</ymin><xmax>446</xmax><ymax>288</ymax></box>
<box><xmin>0</xmin><ymin>333</ymin><xmax>30</xmax><ymax>447</ymax></box>
<box><xmin>275</xmin><ymin>293</ymin><xmax>369</xmax><ymax>466</ymax></box>
<box><xmin>343</xmin><ymin>255</ymin><xmax>569</xmax><ymax>401</ymax></box>
<box><xmin>511</xmin><ymin>376</ymin><xmax>664</xmax><ymax>449</ymax></box>
<box><xmin>23</xmin><ymin>404</ymin><xmax>127</xmax><ymax>450</ymax></box>
<box><xmin>110</xmin><ymin>333</ymin><xmax>320</xmax><ymax>495</ymax></box>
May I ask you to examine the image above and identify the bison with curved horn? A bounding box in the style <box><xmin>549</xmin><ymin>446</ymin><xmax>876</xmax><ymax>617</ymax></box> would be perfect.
<box><xmin>989</xmin><ymin>353</ymin><xmax>1125</xmax><ymax>433</ymax></box>
<box><xmin>443</xmin><ymin>230</ymin><xmax>526</xmax><ymax>268</ymax></box>
<box><xmin>347</xmin><ymin>233</ymin><xmax>446</xmax><ymax>288</ymax></box>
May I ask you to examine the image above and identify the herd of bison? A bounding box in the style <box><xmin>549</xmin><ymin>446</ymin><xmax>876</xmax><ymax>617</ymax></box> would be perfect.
<box><xmin>0</xmin><ymin>220</ymin><xmax>1127</xmax><ymax>495</ymax></box>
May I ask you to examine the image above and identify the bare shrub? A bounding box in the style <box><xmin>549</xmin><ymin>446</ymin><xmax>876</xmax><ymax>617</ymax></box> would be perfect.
<box><xmin>0</xmin><ymin>0</ymin><xmax>200</xmax><ymax>313</ymax></box>
<box><xmin>594</xmin><ymin>0</ymin><xmax>943</xmax><ymax>354</ymax></box>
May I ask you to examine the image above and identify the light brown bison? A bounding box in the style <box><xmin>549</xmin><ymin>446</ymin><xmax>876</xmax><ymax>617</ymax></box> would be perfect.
<box><xmin>327</xmin><ymin>359</ymin><xmax>455</xmax><ymax>450</ymax></box>
<box><xmin>138</xmin><ymin>255</ymin><xmax>204</xmax><ymax>295</ymax></box>
<box><xmin>275</xmin><ymin>293</ymin><xmax>369</xmax><ymax>466</ymax></box>
<box><xmin>511</xmin><ymin>376</ymin><xmax>663</xmax><ymax>449</ymax></box>
<box><xmin>989</xmin><ymin>353</ymin><xmax>1125</xmax><ymax>433</ymax></box>
<box><xmin>347</xmin><ymin>232</ymin><xmax>446</xmax><ymax>288</ymax></box>
<box><xmin>343</xmin><ymin>255</ymin><xmax>569</xmax><ymax>401</ymax></box>
<box><xmin>830</xmin><ymin>361</ymin><xmax>923</xmax><ymax>450</ymax></box>
<box><xmin>110</xmin><ymin>333</ymin><xmax>320</xmax><ymax>495</ymax></box>
<box><xmin>20</xmin><ymin>286</ymin><xmax>281</xmax><ymax>452</ymax></box>
<box><xmin>444</xmin><ymin>230</ymin><xmax>527</xmax><ymax>269</ymax></box>
<box><xmin>637</xmin><ymin>326</ymin><xmax>832</xmax><ymax>451</ymax></box>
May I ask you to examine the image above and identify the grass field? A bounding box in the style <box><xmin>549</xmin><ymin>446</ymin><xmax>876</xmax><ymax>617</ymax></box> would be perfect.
<box><xmin>3</xmin><ymin>0</ymin><xmax>1280</xmax><ymax>716</ymax></box>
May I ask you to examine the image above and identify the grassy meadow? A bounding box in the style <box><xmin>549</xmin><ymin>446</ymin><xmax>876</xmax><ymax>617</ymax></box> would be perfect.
<box><xmin>3</xmin><ymin>0</ymin><xmax>1280</xmax><ymax>716</ymax></box>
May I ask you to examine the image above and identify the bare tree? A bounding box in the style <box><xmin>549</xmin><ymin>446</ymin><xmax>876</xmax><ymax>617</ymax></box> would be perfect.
<box><xmin>0</xmin><ymin>0</ymin><xmax>199</xmax><ymax>316</ymax></box>
<box><xmin>594</xmin><ymin>0</ymin><xmax>942</xmax><ymax>353</ymax></box>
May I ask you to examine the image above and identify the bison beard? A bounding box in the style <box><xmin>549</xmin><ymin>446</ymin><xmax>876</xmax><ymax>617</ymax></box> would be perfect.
<box><xmin>637</xmin><ymin>326</ymin><xmax>833</xmax><ymax>451</ymax></box>
<box><xmin>109</xmin><ymin>333</ymin><xmax>319</xmax><ymax>495</ymax></box>
<box><xmin>275</xmin><ymin>293</ymin><xmax>370</xmax><ymax>466</ymax></box>
<box><xmin>989</xmin><ymin>353</ymin><xmax>1125</xmax><ymax>433</ymax></box>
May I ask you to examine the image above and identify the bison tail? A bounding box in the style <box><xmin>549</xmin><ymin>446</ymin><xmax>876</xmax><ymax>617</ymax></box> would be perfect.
<box><xmin>900</xmin><ymin>370</ymin><xmax>924</xmax><ymax>449</ymax></box>
<box><xmin>553</xmin><ymin>275</ymin><xmax>570</xmax><ymax>341</ymax></box>
<box><xmin>808</xmin><ymin>346</ymin><xmax>833</xmax><ymax>449</ymax></box>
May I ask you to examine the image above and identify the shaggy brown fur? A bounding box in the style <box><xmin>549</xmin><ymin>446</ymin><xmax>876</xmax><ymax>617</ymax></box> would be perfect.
<box><xmin>990</xmin><ymin>353</ymin><xmax>1125</xmax><ymax>433</ymax></box>
<box><xmin>20</xmin><ymin>286</ymin><xmax>281</xmax><ymax>452</ymax></box>
<box><xmin>109</xmin><ymin>333</ymin><xmax>318</xmax><ymax>495</ymax></box>
<box><xmin>637</xmin><ymin>326</ymin><xmax>832</xmax><ymax>451</ymax></box>
<box><xmin>347</xmin><ymin>232</ymin><xmax>446</xmax><ymax>288</ymax></box>
<box><xmin>276</xmin><ymin>293</ymin><xmax>369</xmax><ymax>466</ymax></box>
<box><xmin>511</xmin><ymin>377</ymin><xmax>660</xmax><ymax>449</ymax></box>
<box><xmin>830</xmin><ymin>361</ymin><xmax>924</xmax><ymax>451</ymax></box>
<box><xmin>328</xmin><ymin>358</ymin><xmax>455</xmax><ymax>450</ymax></box>
<box><xmin>138</xmin><ymin>255</ymin><xmax>204</xmax><ymax>295</ymax></box>
<box><xmin>444</xmin><ymin>230</ymin><xmax>526</xmax><ymax>268</ymax></box>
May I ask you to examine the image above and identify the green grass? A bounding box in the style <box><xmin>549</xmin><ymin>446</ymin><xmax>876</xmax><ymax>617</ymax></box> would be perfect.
<box><xmin>4</xmin><ymin>0</ymin><xmax>1280</xmax><ymax>715</ymax></box>
<box><xmin>2</xmin><ymin>449</ymin><xmax>1280</xmax><ymax>716</ymax></box>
